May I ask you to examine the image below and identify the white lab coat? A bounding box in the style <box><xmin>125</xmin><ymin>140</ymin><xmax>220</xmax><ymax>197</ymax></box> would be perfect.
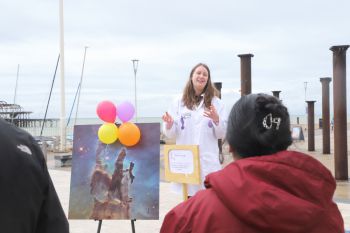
<box><xmin>163</xmin><ymin>95</ymin><xmax>227</xmax><ymax>196</ymax></box>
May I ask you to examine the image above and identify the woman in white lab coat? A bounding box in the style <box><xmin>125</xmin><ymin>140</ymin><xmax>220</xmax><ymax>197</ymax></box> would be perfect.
<box><xmin>162</xmin><ymin>63</ymin><xmax>227</xmax><ymax>197</ymax></box>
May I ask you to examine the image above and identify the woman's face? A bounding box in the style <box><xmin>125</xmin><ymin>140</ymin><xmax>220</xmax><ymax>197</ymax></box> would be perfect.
<box><xmin>191</xmin><ymin>65</ymin><xmax>209</xmax><ymax>95</ymax></box>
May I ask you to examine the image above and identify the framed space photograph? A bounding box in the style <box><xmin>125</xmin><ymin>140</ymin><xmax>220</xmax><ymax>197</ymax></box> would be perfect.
<box><xmin>68</xmin><ymin>123</ymin><xmax>160</xmax><ymax>220</ymax></box>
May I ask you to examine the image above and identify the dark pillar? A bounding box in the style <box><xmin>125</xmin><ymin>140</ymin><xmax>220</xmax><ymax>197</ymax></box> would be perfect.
<box><xmin>237</xmin><ymin>54</ymin><xmax>254</xmax><ymax>96</ymax></box>
<box><xmin>272</xmin><ymin>91</ymin><xmax>281</xmax><ymax>99</ymax></box>
<box><xmin>213</xmin><ymin>82</ymin><xmax>223</xmax><ymax>163</ymax></box>
<box><xmin>213</xmin><ymin>82</ymin><xmax>222</xmax><ymax>98</ymax></box>
<box><xmin>330</xmin><ymin>45</ymin><xmax>349</xmax><ymax>180</ymax></box>
<box><xmin>320</xmin><ymin>77</ymin><xmax>332</xmax><ymax>154</ymax></box>
<box><xmin>306</xmin><ymin>101</ymin><xmax>316</xmax><ymax>151</ymax></box>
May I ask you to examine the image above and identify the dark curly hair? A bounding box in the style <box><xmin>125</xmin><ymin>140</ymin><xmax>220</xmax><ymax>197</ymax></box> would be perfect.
<box><xmin>226</xmin><ymin>93</ymin><xmax>292</xmax><ymax>158</ymax></box>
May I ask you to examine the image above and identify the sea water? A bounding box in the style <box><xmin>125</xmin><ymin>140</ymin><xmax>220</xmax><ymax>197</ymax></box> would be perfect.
<box><xmin>22</xmin><ymin>117</ymin><xmax>163</xmax><ymax>137</ymax></box>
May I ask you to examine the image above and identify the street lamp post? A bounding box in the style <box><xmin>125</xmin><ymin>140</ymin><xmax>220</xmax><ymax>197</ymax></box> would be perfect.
<box><xmin>132</xmin><ymin>59</ymin><xmax>139</xmax><ymax>122</ymax></box>
<box><xmin>304</xmin><ymin>82</ymin><xmax>308</xmax><ymax>116</ymax></box>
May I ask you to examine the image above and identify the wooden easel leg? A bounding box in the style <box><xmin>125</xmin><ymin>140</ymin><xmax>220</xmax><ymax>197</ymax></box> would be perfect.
<box><xmin>182</xmin><ymin>183</ymin><xmax>188</xmax><ymax>201</ymax></box>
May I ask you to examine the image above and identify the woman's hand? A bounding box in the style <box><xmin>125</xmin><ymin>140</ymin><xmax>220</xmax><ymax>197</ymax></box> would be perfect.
<box><xmin>203</xmin><ymin>105</ymin><xmax>219</xmax><ymax>125</ymax></box>
<box><xmin>162</xmin><ymin>112</ymin><xmax>174</xmax><ymax>129</ymax></box>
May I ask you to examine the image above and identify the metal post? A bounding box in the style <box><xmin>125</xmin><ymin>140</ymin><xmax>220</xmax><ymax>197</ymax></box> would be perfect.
<box><xmin>59</xmin><ymin>0</ymin><xmax>66</xmax><ymax>151</ymax></box>
<box><xmin>213</xmin><ymin>82</ymin><xmax>222</xmax><ymax>98</ymax></box>
<box><xmin>330</xmin><ymin>45</ymin><xmax>349</xmax><ymax>180</ymax></box>
<box><xmin>272</xmin><ymin>91</ymin><xmax>281</xmax><ymax>99</ymax></box>
<box><xmin>320</xmin><ymin>77</ymin><xmax>332</xmax><ymax>154</ymax></box>
<box><xmin>237</xmin><ymin>54</ymin><xmax>254</xmax><ymax>96</ymax></box>
<box><xmin>306</xmin><ymin>101</ymin><xmax>316</xmax><ymax>151</ymax></box>
<box><xmin>132</xmin><ymin>59</ymin><xmax>139</xmax><ymax>122</ymax></box>
<box><xmin>131</xmin><ymin>219</ymin><xmax>136</xmax><ymax>233</ymax></box>
<box><xmin>96</xmin><ymin>220</ymin><xmax>102</xmax><ymax>233</ymax></box>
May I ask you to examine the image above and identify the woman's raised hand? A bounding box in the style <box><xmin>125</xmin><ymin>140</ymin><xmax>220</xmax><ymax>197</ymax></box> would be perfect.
<box><xmin>162</xmin><ymin>112</ymin><xmax>174</xmax><ymax>129</ymax></box>
<box><xmin>203</xmin><ymin>105</ymin><xmax>219</xmax><ymax>125</ymax></box>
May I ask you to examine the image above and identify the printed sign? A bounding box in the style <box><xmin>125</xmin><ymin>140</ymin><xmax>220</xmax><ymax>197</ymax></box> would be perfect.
<box><xmin>292</xmin><ymin>126</ymin><xmax>304</xmax><ymax>141</ymax></box>
<box><xmin>164</xmin><ymin>145</ymin><xmax>200</xmax><ymax>184</ymax></box>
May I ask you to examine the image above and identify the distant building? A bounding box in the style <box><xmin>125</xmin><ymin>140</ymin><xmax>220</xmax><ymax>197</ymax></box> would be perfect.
<box><xmin>0</xmin><ymin>100</ymin><xmax>32</xmax><ymax>127</ymax></box>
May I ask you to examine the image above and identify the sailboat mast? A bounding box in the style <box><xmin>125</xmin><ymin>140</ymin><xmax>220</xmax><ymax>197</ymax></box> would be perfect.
<box><xmin>59</xmin><ymin>0</ymin><xmax>66</xmax><ymax>151</ymax></box>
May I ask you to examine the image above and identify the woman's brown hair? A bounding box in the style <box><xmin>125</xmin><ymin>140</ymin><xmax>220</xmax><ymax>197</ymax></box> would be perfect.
<box><xmin>182</xmin><ymin>63</ymin><xmax>219</xmax><ymax>109</ymax></box>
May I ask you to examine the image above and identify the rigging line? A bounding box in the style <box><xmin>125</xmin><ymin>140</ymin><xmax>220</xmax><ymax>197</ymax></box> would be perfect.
<box><xmin>67</xmin><ymin>46</ymin><xmax>88</xmax><ymax>127</ymax></box>
<box><xmin>40</xmin><ymin>54</ymin><xmax>60</xmax><ymax>137</ymax></box>
<box><xmin>11</xmin><ymin>64</ymin><xmax>20</xmax><ymax>124</ymax></box>
<box><xmin>74</xmin><ymin>46</ymin><xmax>88</xmax><ymax>126</ymax></box>
<box><xmin>66</xmin><ymin>82</ymin><xmax>81</xmax><ymax>127</ymax></box>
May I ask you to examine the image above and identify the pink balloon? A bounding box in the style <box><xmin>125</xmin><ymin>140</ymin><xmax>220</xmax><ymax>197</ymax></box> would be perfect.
<box><xmin>96</xmin><ymin>100</ymin><xmax>117</xmax><ymax>123</ymax></box>
<box><xmin>118</xmin><ymin>101</ymin><xmax>135</xmax><ymax>122</ymax></box>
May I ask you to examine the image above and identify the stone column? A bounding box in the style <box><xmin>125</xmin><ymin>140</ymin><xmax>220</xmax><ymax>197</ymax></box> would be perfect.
<box><xmin>330</xmin><ymin>45</ymin><xmax>349</xmax><ymax>180</ymax></box>
<box><xmin>238</xmin><ymin>54</ymin><xmax>254</xmax><ymax>96</ymax></box>
<box><xmin>272</xmin><ymin>91</ymin><xmax>281</xmax><ymax>99</ymax></box>
<box><xmin>306</xmin><ymin>101</ymin><xmax>316</xmax><ymax>151</ymax></box>
<box><xmin>320</xmin><ymin>77</ymin><xmax>332</xmax><ymax>154</ymax></box>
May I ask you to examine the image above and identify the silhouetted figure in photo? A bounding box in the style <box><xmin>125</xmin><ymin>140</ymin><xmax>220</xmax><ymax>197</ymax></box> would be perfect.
<box><xmin>90</xmin><ymin>147</ymin><xmax>135</xmax><ymax>219</ymax></box>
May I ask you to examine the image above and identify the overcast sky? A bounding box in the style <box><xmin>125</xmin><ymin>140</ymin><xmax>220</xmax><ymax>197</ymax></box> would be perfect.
<box><xmin>1</xmin><ymin>0</ymin><xmax>349</xmax><ymax>120</ymax></box>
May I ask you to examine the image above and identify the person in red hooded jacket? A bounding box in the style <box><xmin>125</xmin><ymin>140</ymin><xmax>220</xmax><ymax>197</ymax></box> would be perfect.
<box><xmin>160</xmin><ymin>93</ymin><xmax>344</xmax><ymax>233</ymax></box>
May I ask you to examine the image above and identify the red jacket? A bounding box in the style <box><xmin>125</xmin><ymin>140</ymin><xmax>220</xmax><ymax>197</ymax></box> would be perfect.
<box><xmin>160</xmin><ymin>150</ymin><xmax>344</xmax><ymax>233</ymax></box>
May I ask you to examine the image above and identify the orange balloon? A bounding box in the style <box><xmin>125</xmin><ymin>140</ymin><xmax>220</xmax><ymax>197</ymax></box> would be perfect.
<box><xmin>119</xmin><ymin>122</ymin><xmax>141</xmax><ymax>146</ymax></box>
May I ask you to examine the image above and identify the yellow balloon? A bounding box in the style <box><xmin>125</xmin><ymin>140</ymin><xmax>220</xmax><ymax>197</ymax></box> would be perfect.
<box><xmin>98</xmin><ymin>123</ymin><xmax>119</xmax><ymax>144</ymax></box>
<box><xmin>119</xmin><ymin>122</ymin><xmax>141</xmax><ymax>146</ymax></box>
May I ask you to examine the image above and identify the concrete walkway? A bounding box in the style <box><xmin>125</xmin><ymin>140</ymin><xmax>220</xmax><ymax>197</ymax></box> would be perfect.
<box><xmin>50</xmin><ymin>169</ymin><xmax>182</xmax><ymax>233</ymax></box>
<box><xmin>49</xmin><ymin>126</ymin><xmax>350</xmax><ymax>232</ymax></box>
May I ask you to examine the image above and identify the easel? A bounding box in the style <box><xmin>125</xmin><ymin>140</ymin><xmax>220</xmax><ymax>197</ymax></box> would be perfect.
<box><xmin>131</xmin><ymin>219</ymin><xmax>136</xmax><ymax>232</ymax></box>
<box><xmin>164</xmin><ymin>145</ymin><xmax>200</xmax><ymax>202</ymax></box>
<box><xmin>96</xmin><ymin>220</ymin><xmax>102</xmax><ymax>233</ymax></box>
<box><xmin>95</xmin><ymin>219</ymin><xmax>137</xmax><ymax>233</ymax></box>
<box><xmin>182</xmin><ymin>184</ymin><xmax>188</xmax><ymax>201</ymax></box>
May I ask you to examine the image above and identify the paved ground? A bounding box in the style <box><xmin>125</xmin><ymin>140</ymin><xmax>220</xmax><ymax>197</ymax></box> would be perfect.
<box><xmin>49</xmin><ymin>126</ymin><xmax>350</xmax><ymax>232</ymax></box>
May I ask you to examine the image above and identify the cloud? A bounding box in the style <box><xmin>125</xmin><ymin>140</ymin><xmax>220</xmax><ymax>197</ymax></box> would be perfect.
<box><xmin>1</xmin><ymin>0</ymin><xmax>350</xmax><ymax>120</ymax></box>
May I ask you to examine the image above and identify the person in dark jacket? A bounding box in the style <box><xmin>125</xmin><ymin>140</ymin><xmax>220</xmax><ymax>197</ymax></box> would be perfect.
<box><xmin>160</xmin><ymin>93</ymin><xmax>344</xmax><ymax>233</ymax></box>
<box><xmin>0</xmin><ymin>119</ymin><xmax>69</xmax><ymax>233</ymax></box>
